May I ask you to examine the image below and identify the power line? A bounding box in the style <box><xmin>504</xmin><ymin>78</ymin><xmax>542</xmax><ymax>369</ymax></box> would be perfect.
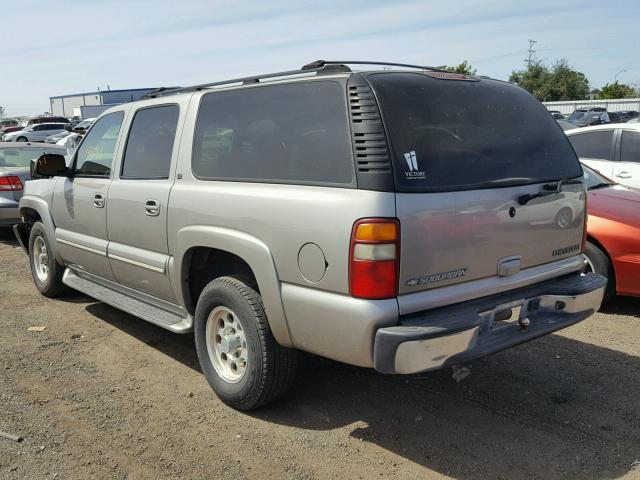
<box><xmin>525</xmin><ymin>39</ymin><xmax>537</xmax><ymax>68</ymax></box>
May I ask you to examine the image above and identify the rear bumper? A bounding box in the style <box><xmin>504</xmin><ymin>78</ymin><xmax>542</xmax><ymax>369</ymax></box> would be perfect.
<box><xmin>0</xmin><ymin>197</ymin><xmax>20</xmax><ymax>225</ymax></box>
<box><xmin>374</xmin><ymin>272</ymin><xmax>606</xmax><ymax>374</ymax></box>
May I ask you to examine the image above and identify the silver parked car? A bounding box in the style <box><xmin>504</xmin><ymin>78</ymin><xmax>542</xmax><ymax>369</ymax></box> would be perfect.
<box><xmin>15</xmin><ymin>61</ymin><xmax>606</xmax><ymax>410</ymax></box>
<box><xmin>3</xmin><ymin>123</ymin><xmax>69</xmax><ymax>143</ymax></box>
<box><xmin>0</xmin><ymin>142</ymin><xmax>67</xmax><ymax>227</ymax></box>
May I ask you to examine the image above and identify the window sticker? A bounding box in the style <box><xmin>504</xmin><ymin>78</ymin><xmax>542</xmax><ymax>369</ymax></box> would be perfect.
<box><xmin>403</xmin><ymin>150</ymin><xmax>425</xmax><ymax>179</ymax></box>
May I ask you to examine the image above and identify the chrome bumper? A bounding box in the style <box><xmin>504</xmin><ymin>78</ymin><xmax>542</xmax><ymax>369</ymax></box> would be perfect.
<box><xmin>374</xmin><ymin>272</ymin><xmax>606</xmax><ymax>374</ymax></box>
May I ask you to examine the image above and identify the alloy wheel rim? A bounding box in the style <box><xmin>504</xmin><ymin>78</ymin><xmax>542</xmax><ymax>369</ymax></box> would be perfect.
<box><xmin>205</xmin><ymin>306</ymin><xmax>248</xmax><ymax>383</ymax></box>
<box><xmin>582</xmin><ymin>253</ymin><xmax>595</xmax><ymax>274</ymax></box>
<box><xmin>32</xmin><ymin>236</ymin><xmax>49</xmax><ymax>282</ymax></box>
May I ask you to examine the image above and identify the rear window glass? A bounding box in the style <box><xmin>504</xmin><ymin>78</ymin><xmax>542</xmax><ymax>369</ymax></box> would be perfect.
<box><xmin>192</xmin><ymin>81</ymin><xmax>354</xmax><ymax>186</ymax></box>
<box><xmin>568</xmin><ymin>131</ymin><xmax>614</xmax><ymax>160</ymax></box>
<box><xmin>0</xmin><ymin>147</ymin><xmax>65</xmax><ymax>168</ymax></box>
<box><xmin>368</xmin><ymin>73</ymin><xmax>582</xmax><ymax>192</ymax></box>
<box><xmin>620</xmin><ymin>130</ymin><xmax>640</xmax><ymax>163</ymax></box>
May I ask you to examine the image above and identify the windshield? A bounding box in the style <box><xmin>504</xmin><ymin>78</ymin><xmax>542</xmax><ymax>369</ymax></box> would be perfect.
<box><xmin>568</xmin><ymin>110</ymin><xmax>587</xmax><ymax>121</ymax></box>
<box><xmin>368</xmin><ymin>73</ymin><xmax>582</xmax><ymax>192</ymax></box>
<box><xmin>0</xmin><ymin>147</ymin><xmax>64</xmax><ymax>167</ymax></box>
<box><xmin>583</xmin><ymin>164</ymin><xmax>613</xmax><ymax>189</ymax></box>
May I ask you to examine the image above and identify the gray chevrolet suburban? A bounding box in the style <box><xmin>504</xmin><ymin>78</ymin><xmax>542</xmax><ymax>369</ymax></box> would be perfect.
<box><xmin>15</xmin><ymin>61</ymin><xmax>606</xmax><ymax>410</ymax></box>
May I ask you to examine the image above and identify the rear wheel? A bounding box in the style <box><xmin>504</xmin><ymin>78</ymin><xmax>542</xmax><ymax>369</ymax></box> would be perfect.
<box><xmin>194</xmin><ymin>275</ymin><xmax>298</xmax><ymax>410</ymax></box>
<box><xmin>16</xmin><ymin>136</ymin><xmax>28</xmax><ymax>142</ymax></box>
<box><xmin>583</xmin><ymin>241</ymin><xmax>615</xmax><ymax>303</ymax></box>
<box><xmin>28</xmin><ymin>222</ymin><xmax>68</xmax><ymax>297</ymax></box>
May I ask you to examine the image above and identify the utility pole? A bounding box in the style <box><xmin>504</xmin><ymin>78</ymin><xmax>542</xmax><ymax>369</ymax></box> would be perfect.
<box><xmin>525</xmin><ymin>39</ymin><xmax>537</xmax><ymax>68</ymax></box>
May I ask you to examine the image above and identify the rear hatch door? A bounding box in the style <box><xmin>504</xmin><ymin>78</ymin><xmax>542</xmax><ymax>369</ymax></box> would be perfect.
<box><xmin>367</xmin><ymin>73</ymin><xmax>585</xmax><ymax>294</ymax></box>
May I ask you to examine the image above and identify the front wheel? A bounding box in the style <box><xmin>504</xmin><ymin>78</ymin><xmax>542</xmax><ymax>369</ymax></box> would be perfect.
<box><xmin>194</xmin><ymin>276</ymin><xmax>298</xmax><ymax>410</ymax></box>
<box><xmin>28</xmin><ymin>222</ymin><xmax>68</xmax><ymax>297</ymax></box>
<box><xmin>16</xmin><ymin>136</ymin><xmax>28</xmax><ymax>142</ymax></box>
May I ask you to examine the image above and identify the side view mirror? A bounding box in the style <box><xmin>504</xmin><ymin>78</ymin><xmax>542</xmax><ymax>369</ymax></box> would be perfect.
<box><xmin>35</xmin><ymin>154</ymin><xmax>69</xmax><ymax>177</ymax></box>
<box><xmin>65</xmin><ymin>124</ymin><xmax>72</xmax><ymax>132</ymax></box>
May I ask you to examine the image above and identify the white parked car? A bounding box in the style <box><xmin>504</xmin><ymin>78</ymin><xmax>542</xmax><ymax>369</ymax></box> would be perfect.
<box><xmin>3</xmin><ymin>123</ymin><xmax>69</xmax><ymax>143</ymax></box>
<box><xmin>55</xmin><ymin>132</ymin><xmax>82</xmax><ymax>152</ymax></box>
<box><xmin>566</xmin><ymin>124</ymin><xmax>640</xmax><ymax>188</ymax></box>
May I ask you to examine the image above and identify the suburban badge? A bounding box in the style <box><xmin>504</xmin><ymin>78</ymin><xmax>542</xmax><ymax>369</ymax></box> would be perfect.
<box><xmin>406</xmin><ymin>268</ymin><xmax>467</xmax><ymax>286</ymax></box>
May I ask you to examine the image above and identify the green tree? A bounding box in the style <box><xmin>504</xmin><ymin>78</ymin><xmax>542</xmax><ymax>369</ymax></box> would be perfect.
<box><xmin>598</xmin><ymin>82</ymin><xmax>636</xmax><ymax>99</ymax></box>
<box><xmin>509</xmin><ymin>61</ymin><xmax>551</xmax><ymax>100</ymax></box>
<box><xmin>509</xmin><ymin>59</ymin><xmax>589</xmax><ymax>101</ymax></box>
<box><xmin>444</xmin><ymin>60</ymin><xmax>477</xmax><ymax>75</ymax></box>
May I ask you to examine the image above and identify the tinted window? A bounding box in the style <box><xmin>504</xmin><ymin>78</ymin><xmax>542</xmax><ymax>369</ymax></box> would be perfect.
<box><xmin>41</xmin><ymin>124</ymin><xmax>64</xmax><ymax>131</ymax></box>
<box><xmin>75</xmin><ymin>112</ymin><xmax>124</xmax><ymax>177</ymax></box>
<box><xmin>568</xmin><ymin>131</ymin><xmax>614</xmax><ymax>160</ymax></box>
<box><xmin>620</xmin><ymin>131</ymin><xmax>640</xmax><ymax>163</ymax></box>
<box><xmin>368</xmin><ymin>73</ymin><xmax>581</xmax><ymax>191</ymax></box>
<box><xmin>192</xmin><ymin>81</ymin><xmax>353</xmax><ymax>185</ymax></box>
<box><xmin>121</xmin><ymin>105</ymin><xmax>179</xmax><ymax>179</ymax></box>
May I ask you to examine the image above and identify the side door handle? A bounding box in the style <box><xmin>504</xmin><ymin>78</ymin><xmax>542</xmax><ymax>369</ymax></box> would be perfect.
<box><xmin>144</xmin><ymin>199</ymin><xmax>160</xmax><ymax>217</ymax></box>
<box><xmin>615</xmin><ymin>171</ymin><xmax>632</xmax><ymax>179</ymax></box>
<box><xmin>93</xmin><ymin>193</ymin><xmax>105</xmax><ymax>208</ymax></box>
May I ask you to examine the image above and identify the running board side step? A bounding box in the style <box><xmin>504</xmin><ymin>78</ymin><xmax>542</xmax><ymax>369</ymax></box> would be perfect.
<box><xmin>62</xmin><ymin>269</ymin><xmax>193</xmax><ymax>333</ymax></box>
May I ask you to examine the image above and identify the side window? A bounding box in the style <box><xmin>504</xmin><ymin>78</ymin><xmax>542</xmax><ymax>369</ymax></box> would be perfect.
<box><xmin>75</xmin><ymin>111</ymin><xmax>124</xmax><ymax>177</ymax></box>
<box><xmin>192</xmin><ymin>81</ymin><xmax>354</xmax><ymax>185</ymax></box>
<box><xmin>121</xmin><ymin>105</ymin><xmax>179</xmax><ymax>179</ymax></box>
<box><xmin>620</xmin><ymin>131</ymin><xmax>640</xmax><ymax>163</ymax></box>
<box><xmin>568</xmin><ymin>131</ymin><xmax>614</xmax><ymax>160</ymax></box>
<box><xmin>32</xmin><ymin>125</ymin><xmax>43</xmax><ymax>131</ymax></box>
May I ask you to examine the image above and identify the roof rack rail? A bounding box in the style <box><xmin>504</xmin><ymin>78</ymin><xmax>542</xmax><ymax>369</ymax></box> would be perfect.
<box><xmin>141</xmin><ymin>60</ymin><xmax>450</xmax><ymax>99</ymax></box>
<box><xmin>141</xmin><ymin>63</ymin><xmax>348</xmax><ymax>99</ymax></box>
<box><xmin>301</xmin><ymin>60</ymin><xmax>450</xmax><ymax>73</ymax></box>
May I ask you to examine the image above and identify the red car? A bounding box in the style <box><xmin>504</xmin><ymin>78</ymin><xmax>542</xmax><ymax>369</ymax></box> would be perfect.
<box><xmin>583</xmin><ymin>164</ymin><xmax>640</xmax><ymax>300</ymax></box>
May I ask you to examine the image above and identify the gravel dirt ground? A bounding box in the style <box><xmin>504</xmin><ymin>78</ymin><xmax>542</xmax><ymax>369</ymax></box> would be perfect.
<box><xmin>1</xmin><ymin>227</ymin><xmax>639</xmax><ymax>480</ymax></box>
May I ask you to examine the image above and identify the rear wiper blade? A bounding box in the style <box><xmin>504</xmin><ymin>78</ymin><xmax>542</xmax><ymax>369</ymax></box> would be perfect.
<box><xmin>518</xmin><ymin>178</ymin><xmax>582</xmax><ymax>205</ymax></box>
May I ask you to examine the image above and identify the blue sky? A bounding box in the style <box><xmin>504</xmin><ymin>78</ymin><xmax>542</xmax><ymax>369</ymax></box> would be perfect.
<box><xmin>1</xmin><ymin>0</ymin><xmax>638</xmax><ymax>116</ymax></box>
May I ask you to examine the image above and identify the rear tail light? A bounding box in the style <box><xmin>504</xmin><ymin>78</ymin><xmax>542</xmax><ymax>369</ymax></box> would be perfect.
<box><xmin>0</xmin><ymin>176</ymin><xmax>23</xmax><ymax>191</ymax></box>
<box><xmin>349</xmin><ymin>218</ymin><xmax>400</xmax><ymax>299</ymax></box>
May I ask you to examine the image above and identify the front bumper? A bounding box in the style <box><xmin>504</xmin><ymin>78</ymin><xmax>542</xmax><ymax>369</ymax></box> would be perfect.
<box><xmin>374</xmin><ymin>272</ymin><xmax>606</xmax><ymax>374</ymax></box>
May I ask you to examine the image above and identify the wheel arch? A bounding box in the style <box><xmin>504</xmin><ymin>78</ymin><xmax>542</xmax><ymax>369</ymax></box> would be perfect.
<box><xmin>18</xmin><ymin>196</ymin><xmax>62</xmax><ymax>263</ymax></box>
<box><xmin>173</xmin><ymin>226</ymin><xmax>292</xmax><ymax>347</ymax></box>
<box><xmin>586</xmin><ymin>234</ymin><xmax>617</xmax><ymax>292</ymax></box>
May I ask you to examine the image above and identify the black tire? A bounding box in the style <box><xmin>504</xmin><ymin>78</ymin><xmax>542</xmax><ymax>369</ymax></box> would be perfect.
<box><xmin>28</xmin><ymin>222</ymin><xmax>68</xmax><ymax>298</ymax></box>
<box><xmin>16</xmin><ymin>136</ymin><xmax>28</xmax><ymax>142</ymax></box>
<box><xmin>194</xmin><ymin>275</ymin><xmax>298</xmax><ymax>410</ymax></box>
<box><xmin>583</xmin><ymin>241</ymin><xmax>615</xmax><ymax>303</ymax></box>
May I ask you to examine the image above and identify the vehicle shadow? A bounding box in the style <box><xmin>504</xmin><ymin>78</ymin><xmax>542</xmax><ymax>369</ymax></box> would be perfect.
<box><xmin>600</xmin><ymin>296</ymin><xmax>640</xmax><ymax>317</ymax></box>
<box><xmin>85</xmin><ymin>302</ymin><xmax>201</xmax><ymax>372</ymax></box>
<box><xmin>0</xmin><ymin>226</ymin><xmax>19</xmax><ymax>246</ymax></box>
<box><xmin>85</xmin><ymin>301</ymin><xmax>640</xmax><ymax>479</ymax></box>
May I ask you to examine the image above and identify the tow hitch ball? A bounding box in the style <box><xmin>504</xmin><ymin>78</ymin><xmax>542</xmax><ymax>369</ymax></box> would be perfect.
<box><xmin>519</xmin><ymin>316</ymin><xmax>530</xmax><ymax>332</ymax></box>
